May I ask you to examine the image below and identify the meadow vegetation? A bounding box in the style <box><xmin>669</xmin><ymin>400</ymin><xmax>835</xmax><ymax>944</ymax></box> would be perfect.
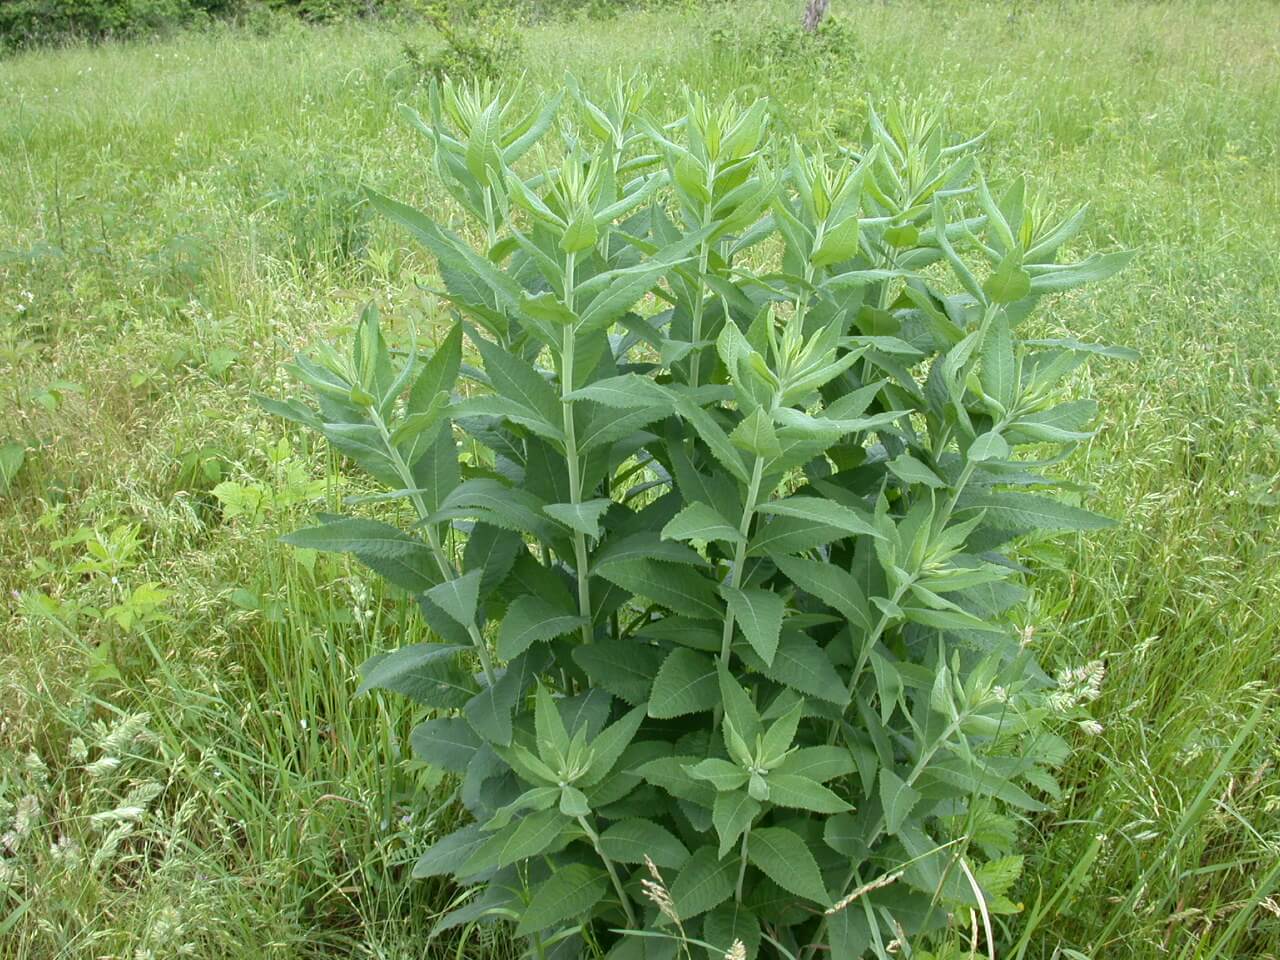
<box><xmin>1</xmin><ymin>2</ymin><xmax>1278</xmax><ymax>958</ymax></box>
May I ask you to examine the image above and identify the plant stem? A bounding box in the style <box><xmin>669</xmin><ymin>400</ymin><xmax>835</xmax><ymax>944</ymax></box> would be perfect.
<box><xmin>720</xmin><ymin>455</ymin><xmax>765</xmax><ymax>662</ymax></box>
<box><xmin>687</xmin><ymin>237</ymin><xmax>711</xmax><ymax>388</ymax></box>
<box><xmin>735</xmin><ymin>826</ymin><xmax>752</xmax><ymax>902</ymax></box>
<box><xmin>371</xmin><ymin>409</ymin><xmax>496</xmax><ymax>683</ymax></box>
<box><xmin>578</xmin><ymin>815</ymin><xmax>638</xmax><ymax>928</ymax></box>
<box><xmin>561</xmin><ymin>251</ymin><xmax>594</xmax><ymax>645</ymax></box>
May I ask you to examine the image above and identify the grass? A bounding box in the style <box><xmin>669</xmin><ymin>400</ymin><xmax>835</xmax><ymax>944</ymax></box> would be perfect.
<box><xmin>1</xmin><ymin>1</ymin><xmax>1278</xmax><ymax>957</ymax></box>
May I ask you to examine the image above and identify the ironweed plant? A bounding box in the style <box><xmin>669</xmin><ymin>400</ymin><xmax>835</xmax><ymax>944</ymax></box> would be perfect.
<box><xmin>266</xmin><ymin>78</ymin><xmax>1132</xmax><ymax>959</ymax></box>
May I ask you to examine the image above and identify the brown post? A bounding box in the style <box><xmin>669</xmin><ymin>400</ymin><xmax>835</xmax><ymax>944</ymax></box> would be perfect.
<box><xmin>803</xmin><ymin>0</ymin><xmax>830</xmax><ymax>33</ymax></box>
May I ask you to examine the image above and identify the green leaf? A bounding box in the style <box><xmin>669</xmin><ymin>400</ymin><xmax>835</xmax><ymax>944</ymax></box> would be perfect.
<box><xmin>281</xmin><ymin>517</ymin><xmax>432</xmax><ymax>561</ymax></box>
<box><xmin>583</xmin><ymin>706</ymin><xmax>647</xmax><ymax>785</ymax></box>
<box><xmin>746</xmin><ymin>514</ymin><xmax>848</xmax><ymax>559</ymax></box>
<box><xmin>752</xmin><ymin>634</ymin><xmax>848</xmax><ymax>705</ymax></box>
<box><xmin>712</xmin><ymin>791</ymin><xmax>760</xmax><ymax>859</ymax></box>
<box><xmin>649</xmin><ymin>648</ymin><xmax>719</xmax><ymax>718</ymax></box>
<box><xmin>662</xmin><ymin>501</ymin><xmax>745</xmax><ymax>545</ymax></box>
<box><xmin>515</xmin><ymin>864</ymin><xmax>607</xmax><ymax>936</ymax></box>
<box><xmin>1026</xmin><ymin>250</ymin><xmax>1134</xmax><ymax>293</ymax></box>
<box><xmin>772</xmin><ymin>554</ymin><xmax>872</xmax><ymax>633</ymax></box>
<box><xmin>979</xmin><ymin>311</ymin><xmax>1016</xmax><ymax>410</ymax></box>
<box><xmin>730</xmin><ymin>407</ymin><xmax>782</xmax><ymax>458</ymax></box>
<box><xmin>672</xmin><ymin>394</ymin><xmax>750</xmax><ymax>484</ymax></box>
<box><xmin>464</xmin><ymin>662</ymin><xmax>525</xmax><ymax>746</ymax></box>
<box><xmin>565</xmin><ymin>374</ymin><xmax>674</xmax><ymax>409</ymax></box>
<box><xmin>765</xmin><ymin>774</ymin><xmax>852</xmax><ymax>813</ymax></box>
<box><xmin>410</xmin><ymin>717</ymin><xmax>480</xmax><ymax>772</ymax></box>
<box><xmin>544</xmin><ymin>498</ymin><xmax>613</xmax><ymax>539</ymax></box>
<box><xmin>775</xmin><ymin>746</ymin><xmax>856</xmax><ymax>783</ymax></box>
<box><xmin>600</xmin><ymin>819</ymin><xmax>691</xmax><ymax>870</ymax></box>
<box><xmin>717</xmin><ymin>661</ymin><xmax>762</xmax><ymax>744</ymax></box>
<box><xmin>467</xmin><ymin>327</ymin><xmax>562</xmax><ymax>431</ymax></box>
<box><xmin>879</xmin><ymin>767</ymin><xmax>920</xmax><ymax>835</ymax></box>
<box><xmin>983</xmin><ymin>250</ymin><xmax>1031</xmax><ymax>303</ymax></box>
<box><xmin>412</xmin><ymin>824</ymin><xmax>485</xmax><ymax>879</ymax></box>
<box><xmin>703</xmin><ymin>903</ymin><xmax>762</xmax><ymax>960</ymax></box>
<box><xmin>957</xmin><ymin>491</ymin><xmax>1115</xmax><ymax>532</ymax></box>
<box><xmin>968</xmin><ymin>431</ymin><xmax>1009</xmax><ymax>462</ymax></box>
<box><xmin>356</xmin><ymin>644</ymin><xmax>474</xmax><ymax>707</ymax></box>
<box><xmin>424</xmin><ymin>568</ymin><xmax>483</xmax><ymax>629</ymax></box>
<box><xmin>671</xmin><ymin>846</ymin><xmax>738</xmax><ymax>920</ymax></box>
<box><xmin>755</xmin><ymin>496</ymin><xmax>880</xmax><ymax>539</ymax></box>
<box><xmin>572</xmin><ymin>640</ymin><xmax>665</xmax><ymax>706</ymax></box>
<box><xmin>720</xmin><ymin>585</ymin><xmax>784</xmax><ymax>666</ymax></box>
<box><xmin>747</xmin><ymin>827</ymin><xmax>830</xmax><ymax>906</ymax></box>
<box><xmin>460</xmin><ymin>807</ymin><xmax>567</xmax><ymax>876</ymax></box>
<box><xmin>887</xmin><ymin>454</ymin><xmax>946</xmax><ymax>489</ymax></box>
<box><xmin>597</xmin><ymin>559</ymin><xmax>723</xmax><ymax>621</ymax></box>
<box><xmin>686</xmin><ymin>758</ymin><xmax>750</xmax><ymax>792</ymax></box>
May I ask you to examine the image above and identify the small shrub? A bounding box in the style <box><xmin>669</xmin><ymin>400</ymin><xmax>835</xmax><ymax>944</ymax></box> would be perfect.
<box><xmin>269</xmin><ymin>79</ymin><xmax>1131</xmax><ymax>957</ymax></box>
<box><xmin>401</xmin><ymin>0</ymin><xmax>524</xmax><ymax>83</ymax></box>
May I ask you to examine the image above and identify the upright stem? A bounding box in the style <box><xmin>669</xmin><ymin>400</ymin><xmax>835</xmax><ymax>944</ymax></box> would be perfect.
<box><xmin>371</xmin><ymin>409</ymin><xmax>496</xmax><ymax>683</ymax></box>
<box><xmin>687</xmin><ymin>238</ymin><xmax>711</xmax><ymax>388</ymax></box>
<box><xmin>720</xmin><ymin>455</ymin><xmax>766</xmax><ymax>662</ymax></box>
<box><xmin>578</xmin><ymin>815</ymin><xmax>638</xmax><ymax>928</ymax></box>
<box><xmin>561</xmin><ymin>252</ymin><xmax>594</xmax><ymax>644</ymax></box>
<box><xmin>735</xmin><ymin>826</ymin><xmax>752</xmax><ymax>902</ymax></box>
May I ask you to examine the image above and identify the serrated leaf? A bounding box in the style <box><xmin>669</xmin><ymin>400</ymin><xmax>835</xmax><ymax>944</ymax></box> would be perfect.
<box><xmin>573</xmin><ymin>640</ymin><xmax>664</xmax><ymax>705</ymax></box>
<box><xmin>887</xmin><ymin>453</ymin><xmax>946</xmax><ymax>489</ymax></box>
<box><xmin>597</xmin><ymin>559</ymin><xmax>722</xmax><ymax>620</ymax></box>
<box><xmin>968</xmin><ymin>431</ymin><xmax>1009</xmax><ymax>462</ymax></box>
<box><xmin>730</xmin><ymin>407</ymin><xmax>782</xmax><ymax>458</ymax></box>
<box><xmin>649</xmin><ymin>649</ymin><xmax>719</xmax><ymax>718</ymax></box>
<box><xmin>772</xmin><ymin>554</ymin><xmax>872</xmax><ymax>633</ymax></box>
<box><xmin>356</xmin><ymin>644</ymin><xmax>474</xmax><ymax>706</ymax></box>
<box><xmin>412</xmin><ymin>824</ymin><xmax>485</xmax><ymax>879</ymax></box>
<box><xmin>281</xmin><ymin>517</ymin><xmax>432</xmax><ymax>561</ymax></box>
<box><xmin>712</xmin><ymin>791</ymin><xmax>760</xmax><ymax>859</ymax></box>
<box><xmin>544</xmin><ymin>498</ymin><xmax>612</xmax><ymax>539</ymax></box>
<box><xmin>497</xmin><ymin>596</ymin><xmax>586</xmax><ymax>660</ymax></box>
<box><xmin>460</xmin><ymin>807</ymin><xmax>566</xmax><ymax>876</ymax></box>
<box><xmin>755</xmin><ymin>496</ymin><xmax>879</xmax><ymax>539</ymax></box>
<box><xmin>662</xmin><ymin>501</ymin><xmax>744</xmax><ymax>545</ymax></box>
<box><xmin>671</xmin><ymin>846</ymin><xmax>737</xmax><ymax>919</ymax></box>
<box><xmin>515</xmin><ymin>864</ymin><xmax>607</xmax><ymax>936</ymax></box>
<box><xmin>765</xmin><ymin>774</ymin><xmax>852</xmax><ymax>813</ymax></box>
<box><xmin>720</xmin><ymin>585</ymin><xmax>784</xmax><ymax>666</ymax></box>
<box><xmin>410</xmin><ymin>717</ymin><xmax>480</xmax><ymax>772</ymax></box>
<box><xmin>775</xmin><ymin>746</ymin><xmax>856</xmax><ymax>783</ymax></box>
<box><xmin>565</xmin><ymin>374</ymin><xmax>674</xmax><ymax>409</ymax></box>
<box><xmin>957</xmin><ymin>491</ymin><xmax>1115</xmax><ymax>531</ymax></box>
<box><xmin>751</xmin><ymin>634</ymin><xmax>848</xmax><ymax>705</ymax></box>
<box><xmin>599</xmin><ymin>819</ymin><xmax>691</xmax><ymax>869</ymax></box>
<box><xmin>746</xmin><ymin>514</ymin><xmax>848</xmax><ymax>558</ymax></box>
<box><xmin>748</xmin><ymin>827</ymin><xmax>830</xmax><ymax>906</ymax></box>
<box><xmin>687</xmin><ymin>758</ymin><xmax>750</xmax><ymax>792</ymax></box>
<box><xmin>424</xmin><ymin>568</ymin><xmax>483</xmax><ymax>629</ymax></box>
<box><xmin>879</xmin><ymin>767</ymin><xmax>920</xmax><ymax>835</ymax></box>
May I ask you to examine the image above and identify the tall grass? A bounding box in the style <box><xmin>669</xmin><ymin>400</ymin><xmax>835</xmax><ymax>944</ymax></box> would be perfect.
<box><xmin>1</xmin><ymin>2</ymin><xmax>1278</xmax><ymax>957</ymax></box>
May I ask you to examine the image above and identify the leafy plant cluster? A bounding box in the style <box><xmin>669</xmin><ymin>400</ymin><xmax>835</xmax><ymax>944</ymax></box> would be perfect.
<box><xmin>268</xmin><ymin>77</ymin><xmax>1131</xmax><ymax>958</ymax></box>
<box><xmin>0</xmin><ymin>0</ymin><xmax>239</xmax><ymax>47</ymax></box>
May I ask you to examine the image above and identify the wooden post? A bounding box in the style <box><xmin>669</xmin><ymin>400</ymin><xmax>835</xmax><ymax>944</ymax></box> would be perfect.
<box><xmin>803</xmin><ymin>0</ymin><xmax>830</xmax><ymax>33</ymax></box>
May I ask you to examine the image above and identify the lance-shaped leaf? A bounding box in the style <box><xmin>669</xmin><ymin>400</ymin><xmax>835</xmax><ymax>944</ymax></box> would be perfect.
<box><xmin>772</xmin><ymin>554</ymin><xmax>872</xmax><ymax>633</ymax></box>
<box><xmin>747</xmin><ymin>827</ymin><xmax>831</xmax><ymax>906</ymax></box>
<box><xmin>600</xmin><ymin>819</ymin><xmax>690</xmax><ymax>870</ymax></box>
<box><xmin>661</xmin><ymin>501</ymin><xmax>744</xmax><ymax>545</ymax></box>
<box><xmin>515</xmin><ymin>864</ymin><xmax>607</xmax><ymax>937</ymax></box>
<box><xmin>460</xmin><ymin>807</ymin><xmax>567</xmax><ymax>878</ymax></box>
<box><xmin>424</xmin><ymin>568</ymin><xmax>483</xmax><ymax>629</ymax></box>
<box><xmin>410</xmin><ymin>717</ymin><xmax>480</xmax><ymax>772</ymax></box>
<box><xmin>671</xmin><ymin>846</ymin><xmax>738</xmax><ymax>920</ymax></box>
<box><xmin>755</xmin><ymin>496</ymin><xmax>880</xmax><ymax>540</ymax></box>
<box><xmin>498</xmin><ymin>595</ymin><xmax>587</xmax><ymax>660</ymax></box>
<box><xmin>572</xmin><ymin>639</ymin><xmax>665</xmax><ymax>706</ymax></box>
<box><xmin>765</xmin><ymin>774</ymin><xmax>852</xmax><ymax>813</ymax></box>
<box><xmin>720</xmin><ymin>584</ymin><xmax>784</xmax><ymax>666</ymax></box>
<box><xmin>356</xmin><ymin>643</ymin><xmax>474</xmax><ymax>707</ymax></box>
<box><xmin>648</xmin><ymin>648</ymin><xmax>719</xmax><ymax>718</ymax></box>
<box><xmin>879</xmin><ymin>767</ymin><xmax>921</xmax><ymax>835</ymax></box>
<box><xmin>597</xmin><ymin>558</ymin><xmax>722</xmax><ymax>621</ymax></box>
<box><xmin>544</xmin><ymin>498</ymin><xmax>613</xmax><ymax>539</ymax></box>
<box><xmin>712</xmin><ymin>791</ymin><xmax>760</xmax><ymax>859</ymax></box>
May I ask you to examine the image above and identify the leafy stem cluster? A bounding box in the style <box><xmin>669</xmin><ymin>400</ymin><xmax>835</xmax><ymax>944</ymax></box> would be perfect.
<box><xmin>267</xmin><ymin>78</ymin><xmax>1132</xmax><ymax>960</ymax></box>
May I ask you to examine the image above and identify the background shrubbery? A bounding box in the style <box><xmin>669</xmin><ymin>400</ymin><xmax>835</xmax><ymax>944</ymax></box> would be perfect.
<box><xmin>0</xmin><ymin>0</ymin><xmax>700</xmax><ymax>48</ymax></box>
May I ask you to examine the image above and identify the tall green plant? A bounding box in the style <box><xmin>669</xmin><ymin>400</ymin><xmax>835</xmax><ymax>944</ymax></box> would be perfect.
<box><xmin>265</xmin><ymin>78</ymin><xmax>1132</xmax><ymax>959</ymax></box>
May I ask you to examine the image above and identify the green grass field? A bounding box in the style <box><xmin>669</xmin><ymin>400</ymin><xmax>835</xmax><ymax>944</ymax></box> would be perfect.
<box><xmin>2</xmin><ymin>1</ymin><xmax>1278</xmax><ymax>957</ymax></box>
